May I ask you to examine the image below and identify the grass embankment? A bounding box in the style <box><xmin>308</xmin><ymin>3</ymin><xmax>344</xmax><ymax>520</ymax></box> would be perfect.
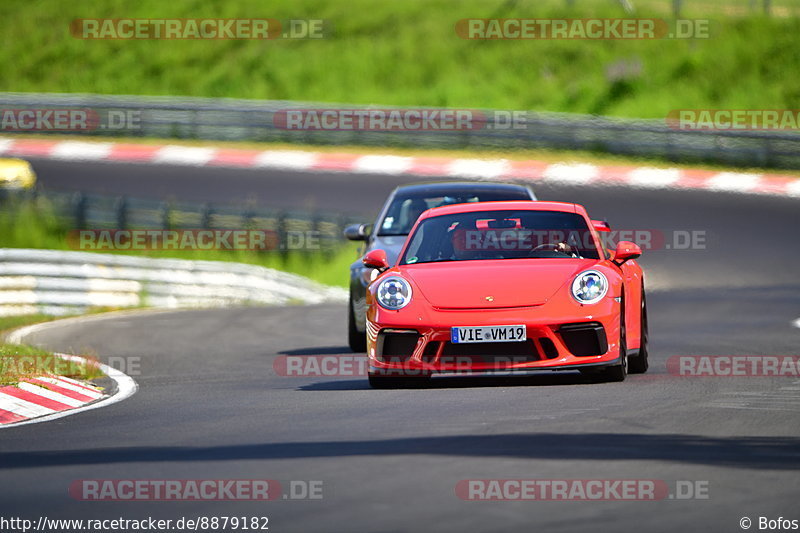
<box><xmin>0</xmin><ymin>0</ymin><xmax>798</xmax><ymax>118</ymax></box>
<box><xmin>0</xmin><ymin>199</ymin><xmax>359</xmax><ymax>288</ymax></box>
<box><xmin>0</xmin><ymin>315</ymin><xmax>103</xmax><ymax>387</ymax></box>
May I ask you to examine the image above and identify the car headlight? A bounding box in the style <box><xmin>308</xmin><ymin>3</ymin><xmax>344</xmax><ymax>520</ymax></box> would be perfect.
<box><xmin>376</xmin><ymin>276</ymin><xmax>412</xmax><ymax>310</ymax></box>
<box><xmin>571</xmin><ymin>270</ymin><xmax>608</xmax><ymax>304</ymax></box>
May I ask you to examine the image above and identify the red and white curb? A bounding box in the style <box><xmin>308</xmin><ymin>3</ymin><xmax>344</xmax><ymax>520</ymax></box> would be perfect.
<box><xmin>2</xmin><ymin>319</ymin><xmax>139</xmax><ymax>428</ymax></box>
<box><xmin>1</xmin><ymin>137</ymin><xmax>799</xmax><ymax>198</ymax></box>
<box><xmin>0</xmin><ymin>372</ymin><xmax>106</xmax><ymax>425</ymax></box>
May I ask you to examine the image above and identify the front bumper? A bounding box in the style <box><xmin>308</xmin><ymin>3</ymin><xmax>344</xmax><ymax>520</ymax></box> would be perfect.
<box><xmin>367</xmin><ymin>299</ymin><xmax>621</xmax><ymax>374</ymax></box>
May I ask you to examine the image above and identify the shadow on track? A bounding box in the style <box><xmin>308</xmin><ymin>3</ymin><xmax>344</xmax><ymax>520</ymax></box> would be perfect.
<box><xmin>298</xmin><ymin>372</ymin><xmax>601</xmax><ymax>391</ymax></box>
<box><xmin>3</xmin><ymin>434</ymin><xmax>799</xmax><ymax>470</ymax></box>
<box><xmin>278</xmin><ymin>346</ymin><xmax>353</xmax><ymax>356</ymax></box>
<box><xmin>276</xmin><ymin>347</ymin><xmax>660</xmax><ymax>391</ymax></box>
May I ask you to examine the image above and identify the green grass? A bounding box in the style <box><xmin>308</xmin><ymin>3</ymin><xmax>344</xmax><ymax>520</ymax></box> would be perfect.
<box><xmin>0</xmin><ymin>198</ymin><xmax>360</xmax><ymax>288</ymax></box>
<box><xmin>0</xmin><ymin>309</ymin><xmax>139</xmax><ymax>334</ymax></box>
<box><xmin>0</xmin><ymin>0</ymin><xmax>798</xmax><ymax>118</ymax></box>
<box><xmin>0</xmin><ymin>342</ymin><xmax>103</xmax><ymax>387</ymax></box>
<box><xmin>0</xmin><ymin>314</ymin><xmax>57</xmax><ymax>334</ymax></box>
<box><xmin>0</xmin><ymin>315</ymin><xmax>105</xmax><ymax>388</ymax></box>
<box><xmin>0</xmin><ymin>313</ymin><xmax>105</xmax><ymax>387</ymax></box>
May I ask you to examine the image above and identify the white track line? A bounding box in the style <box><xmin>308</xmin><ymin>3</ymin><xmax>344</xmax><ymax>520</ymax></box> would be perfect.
<box><xmin>706</xmin><ymin>172</ymin><xmax>762</xmax><ymax>192</ymax></box>
<box><xmin>542</xmin><ymin>163</ymin><xmax>598</xmax><ymax>184</ymax></box>
<box><xmin>627</xmin><ymin>167</ymin><xmax>681</xmax><ymax>189</ymax></box>
<box><xmin>353</xmin><ymin>155</ymin><xmax>413</xmax><ymax>175</ymax></box>
<box><xmin>0</xmin><ymin>139</ymin><xmax>15</xmax><ymax>154</ymax></box>
<box><xmin>50</xmin><ymin>141</ymin><xmax>114</xmax><ymax>161</ymax></box>
<box><xmin>5</xmin><ymin>307</ymin><xmax>175</xmax><ymax>344</ymax></box>
<box><xmin>253</xmin><ymin>150</ymin><xmax>317</xmax><ymax>169</ymax></box>
<box><xmin>447</xmin><ymin>158</ymin><xmax>510</xmax><ymax>179</ymax></box>
<box><xmin>152</xmin><ymin>145</ymin><xmax>217</xmax><ymax>166</ymax></box>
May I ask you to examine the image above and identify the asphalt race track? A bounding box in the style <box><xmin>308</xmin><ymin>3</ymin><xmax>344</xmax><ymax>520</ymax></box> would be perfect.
<box><xmin>1</xmin><ymin>158</ymin><xmax>799</xmax><ymax>532</ymax></box>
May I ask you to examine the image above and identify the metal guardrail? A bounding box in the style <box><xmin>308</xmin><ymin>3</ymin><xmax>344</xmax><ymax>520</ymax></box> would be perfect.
<box><xmin>15</xmin><ymin>189</ymin><xmax>362</xmax><ymax>254</ymax></box>
<box><xmin>1</xmin><ymin>92</ymin><xmax>799</xmax><ymax>169</ymax></box>
<box><xmin>0</xmin><ymin>187</ymin><xmax>361</xmax><ymax>316</ymax></box>
<box><xmin>0</xmin><ymin>248</ymin><xmax>347</xmax><ymax>317</ymax></box>
<box><xmin>0</xmin><ymin>190</ymin><xmax>356</xmax><ymax>315</ymax></box>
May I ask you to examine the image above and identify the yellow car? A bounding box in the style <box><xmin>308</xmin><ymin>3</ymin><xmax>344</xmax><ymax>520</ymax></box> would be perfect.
<box><xmin>0</xmin><ymin>158</ymin><xmax>36</xmax><ymax>190</ymax></box>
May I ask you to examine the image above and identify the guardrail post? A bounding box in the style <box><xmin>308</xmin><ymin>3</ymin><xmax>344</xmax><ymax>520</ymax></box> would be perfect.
<box><xmin>311</xmin><ymin>215</ymin><xmax>326</xmax><ymax>258</ymax></box>
<box><xmin>161</xmin><ymin>201</ymin><xmax>171</xmax><ymax>230</ymax></box>
<box><xmin>277</xmin><ymin>212</ymin><xmax>288</xmax><ymax>260</ymax></box>
<box><xmin>192</xmin><ymin>109</ymin><xmax>200</xmax><ymax>139</ymax></box>
<box><xmin>115</xmin><ymin>196</ymin><xmax>128</xmax><ymax>229</ymax></box>
<box><xmin>73</xmin><ymin>192</ymin><xmax>87</xmax><ymax>228</ymax></box>
<box><xmin>242</xmin><ymin>207</ymin><xmax>256</xmax><ymax>252</ymax></box>
<box><xmin>766</xmin><ymin>138</ymin><xmax>774</xmax><ymax>167</ymax></box>
<box><xmin>242</xmin><ymin>207</ymin><xmax>254</xmax><ymax>229</ymax></box>
<box><xmin>201</xmin><ymin>203</ymin><xmax>213</xmax><ymax>229</ymax></box>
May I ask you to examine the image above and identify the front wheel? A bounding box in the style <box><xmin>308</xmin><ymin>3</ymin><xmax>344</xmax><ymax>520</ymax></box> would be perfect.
<box><xmin>347</xmin><ymin>297</ymin><xmax>366</xmax><ymax>352</ymax></box>
<box><xmin>596</xmin><ymin>296</ymin><xmax>628</xmax><ymax>382</ymax></box>
<box><xmin>628</xmin><ymin>287</ymin><xmax>649</xmax><ymax>374</ymax></box>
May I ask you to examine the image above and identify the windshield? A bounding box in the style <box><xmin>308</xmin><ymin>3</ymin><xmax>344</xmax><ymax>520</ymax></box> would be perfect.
<box><xmin>377</xmin><ymin>190</ymin><xmax>530</xmax><ymax>236</ymax></box>
<box><xmin>400</xmin><ymin>209</ymin><xmax>600</xmax><ymax>264</ymax></box>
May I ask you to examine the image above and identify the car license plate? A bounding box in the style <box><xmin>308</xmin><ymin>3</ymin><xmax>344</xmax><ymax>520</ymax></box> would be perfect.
<box><xmin>451</xmin><ymin>325</ymin><xmax>526</xmax><ymax>344</ymax></box>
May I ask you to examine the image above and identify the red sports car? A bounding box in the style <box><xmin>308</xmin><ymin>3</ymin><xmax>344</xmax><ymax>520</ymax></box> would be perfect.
<box><xmin>362</xmin><ymin>200</ymin><xmax>648</xmax><ymax>388</ymax></box>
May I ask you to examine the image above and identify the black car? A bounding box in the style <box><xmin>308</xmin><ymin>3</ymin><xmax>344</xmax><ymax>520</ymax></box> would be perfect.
<box><xmin>344</xmin><ymin>181</ymin><xmax>537</xmax><ymax>351</ymax></box>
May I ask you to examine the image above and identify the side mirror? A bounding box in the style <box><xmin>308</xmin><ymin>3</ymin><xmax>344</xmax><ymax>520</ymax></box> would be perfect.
<box><xmin>343</xmin><ymin>223</ymin><xmax>372</xmax><ymax>241</ymax></box>
<box><xmin>592</xmin><ymin>220</ymin><xmax>611</xmax><ymax>232</ymax></box>
<box><xmin>614</xmin><ymin>241</ymin><xmax>642</xmax><ymax>264</ymax></box>
<box><xmin>363</xmin><ymin>249</ymin><xmax>389</xmax><ymax>270</ymax></box>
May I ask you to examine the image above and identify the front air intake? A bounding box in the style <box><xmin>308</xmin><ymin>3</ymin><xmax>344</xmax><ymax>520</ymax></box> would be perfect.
<box><xmin>558</xmin><ymin>322</ymin><xmax>608</xmax><ymax>357</ymax></box>
<box><xmin>377</xmin><ymin>330</ymin><xmax>420</xmax><ymax>363</ymax></box>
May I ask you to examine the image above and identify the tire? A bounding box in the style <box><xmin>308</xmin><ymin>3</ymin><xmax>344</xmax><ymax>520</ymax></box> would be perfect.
<box><xmin>598</xmin><ymin>294</ymin><xmax>627</xmax><ymax>382</ymax></box>
<box><xmin>628</xmin><ymin>287</ymin><xmax>649</xmax><ymax>374</ymax></box>
<box><xmin>347</xmin><ymin>297</ymin><xmax>367</xmax><ymax>353</ymax></box>
<box><xmin>368</xmin><ymin>374</ymin><xmax>430</xmax><ymax>389</ymax></box>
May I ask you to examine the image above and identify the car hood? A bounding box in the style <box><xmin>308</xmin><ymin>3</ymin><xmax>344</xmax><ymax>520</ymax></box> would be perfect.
<box><xmin>403</xmin><ymin>259</ymin><xmax>595</xmax><ymax>309</ymax></box>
